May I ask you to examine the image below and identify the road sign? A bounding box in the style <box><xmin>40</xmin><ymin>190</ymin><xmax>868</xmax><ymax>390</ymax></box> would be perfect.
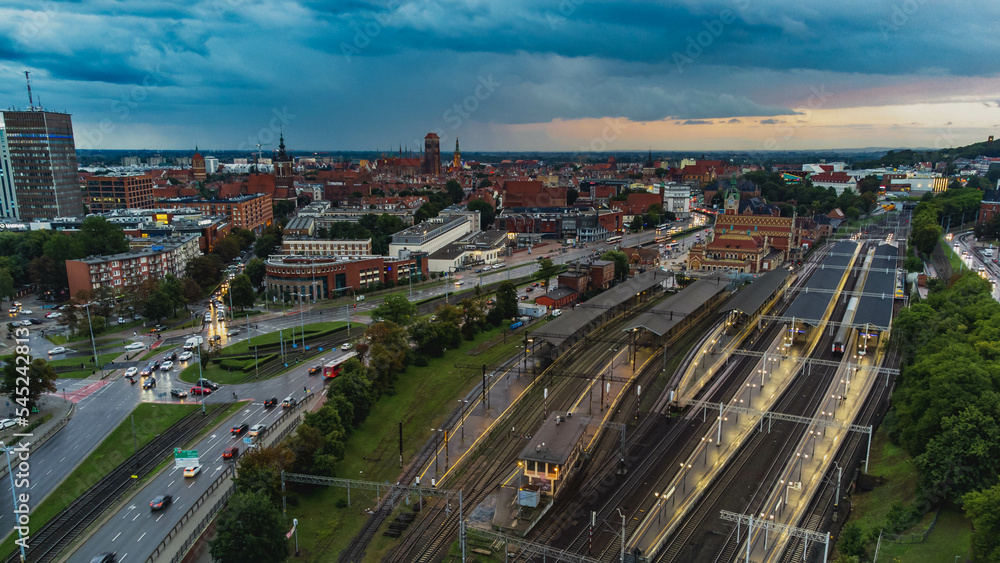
<box><xmin>243</xmin><ymin>437</ymin><xmax>252</xmax><ymax>444</ymax></box>
<box><xmin>174</xmin><ymin>448</ymin><xmax>200</xmax><ymax>468</ymax></box>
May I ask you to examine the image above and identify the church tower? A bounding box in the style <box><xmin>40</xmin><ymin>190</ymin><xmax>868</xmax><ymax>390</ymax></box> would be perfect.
<box><xmin>422</xmin><ymin>132</ymin><xmax>441</xmax><ymax>175</ymax></box>
<box><xmin>724</xmin><ymin>176</ymin><xmax>739</xmax><ymax>215</ymax></box>
<box><xmin>274</xmin><ymin>133</ymin><xmax>293</xmax><ymax>198</ymax></box>
<box><xmin>192</xmin><ymin>146</ymin><xmax>206</xmax><ymax>181</ymax></box>
<box><xmin>453</xmin><ymin>138</ymin><xmax>461</xmax><ymax>168</ymax></box>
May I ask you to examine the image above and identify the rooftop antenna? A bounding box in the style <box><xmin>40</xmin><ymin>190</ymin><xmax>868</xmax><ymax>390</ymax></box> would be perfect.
<box><xmin>24</xmin><ymin>71</ymin><xmax>35</xmax><ymax>111</ymax></box>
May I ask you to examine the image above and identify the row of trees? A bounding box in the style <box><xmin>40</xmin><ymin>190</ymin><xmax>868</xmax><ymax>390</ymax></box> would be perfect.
<box><xmin>908</xmin><ymin>188</ymin><xmax>982</xmax><ymax>255</ymax></box>
<box><xmin>318</xmin><ymin>213</ymin><xmax>407</xmax><ymax>255</ymax></box>
<box><xmin>738</xmin><ymin>171</ymin><xmax>879</xmax><ymax>219</ymax></box>
<box><xmin>837</xmin><ymin>273</ymin><xmax>1000</xmax><ymax>559</ymax></box>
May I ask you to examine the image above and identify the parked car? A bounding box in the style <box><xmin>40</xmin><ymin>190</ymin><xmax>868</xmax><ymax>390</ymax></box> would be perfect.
<box><xmin>20</xmin><ymin>320</ymin><xmax>32</xmax><ymax>327</ymax></box>
<box><xmin>149</xmin><ymin>494</ymin><xmax>172</xmax><ymax>511</ymax></box>
<box><xmin>190</xmin><ymin>386</ymin><xmax>211</xmax><ymax>396</ymax></box>
<box><xmin>231</xmin><ymin>423</ymin><xmax>249</xmax><ymax>436</ymax></box>
<box><xmin>222</xmin><ymin>446</ymin><xmax>239</xmax><ymax>460</ymax></box>
<box><xmin>170</xmin><ymin>389</ymin><xmax>188</xmax><ymax>398</ymax></box>
<box><xmin>248</xmin><ymin>424</ymin><xmax>267</xmax><ymax>437</ymax></box>
<box><xmin>182</xmin><ymin>466</ymin><xmax>200</xmax><ymax>478</ymax></box>
<box><xmin>28</xmin><ymin>318</ymin><xmax>42</xmax><ymax>325</ymax></box>
<box><xmin>48</xmin><ymin>347</ymin><xmax>66</xmax><ymax>355</ymax></box>
<box><xmin>45</xmin><ymin>312</ymin><xmax>61</xmax><ymax>319</ymax></box>
<box><xmin>264</xmin><ymin>397</ymin><xmax>278</xmax><ymax>408</ymax></box>
<box><xmin>0</xmin><ymin>419</ymin><xmax>17</xmax><ymax>430</ymax></box>
<box><xmin>282</xmin><ymin>396</ymin><xmax>297</xmax><ymax>408</ymax></box>
<box><xmin>19</xmin><ymin>310</ymin><xmax>32</xmax><ymax>315</ymax></box>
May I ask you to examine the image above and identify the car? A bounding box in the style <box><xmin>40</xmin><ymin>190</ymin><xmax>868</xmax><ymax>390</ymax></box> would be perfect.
<box><xmin>7</xmin><ymin>308</ymin><xmax>17</xmax><ymax>315</ymax></box>
<box><xmin>124</xmin><ymin>342</ymin><xmax>146</xmax><ymax>351</ymax></box>
<box><xmin>139</xmin><ymin>366</ymin><xmax>153</xmax><ymax>377</ymax></box>
<box><xmin>45</xmin><ymin>312</ymin><xmax>61</xmax><ymax>319</ymax></box>
<box><xmin>227</xmin><ymin>329</ymin><xmax>240</xmax><ymax>337</ymax></box>
<box><xmin>20</xmin><ymin>320</ymin><xmax>32</xmax><ymax>327</ymax></box>
<box><xmin>123</xmin><ymin>367</ymin><xmax>138</xmax><ymax>378</ymax></box>
<box><xmin>308</xmin><ymin>366</ymin><xmax>321</xmax><ymax>375</ymax></box>
<box><xmin>210</xmin><ymin>335</ymin><xmax>222</xmax><ymax>344</ymax></box>
<box><xmin>264</xmin><ymin>397</ymin><xmax>278</xmax><ymax>408</ymax></box>
<box><xmin>525</xmin><ymin>287</ymin><xmax>533</xmax><ymax>292</ymax></box>
<box><xmin>48</xmin><ymin>347</ymin><xmax>66</xmax><ymax>355</ymax></box>
<box><xmin>143</xmin><ymin>377</ymin><xmax>156</xmax><ymax>389</ymax></box>
<box><xmin>532</xmin><ymin>282</ymin><xmax>540</xmax><ymax>287</ymax></box>
<box><xmin>231</xmin><ymin>423</ymin><xmax>249</xmax><ymax>436</ymax></box>
<box><xmin>190</xmin><ymin>386</ymin><xmax>211</xmax><ymax>395</ymax></box>
<box><xmin>203</xmin><ymin>313</ymin><xmax>212</xmax><ymax>322</ymax></box>
<box><xmin>151</xmin><ymin>360</ymin><xmax>161</xmax><ymax>371</ymax></box>
<box><xmin>222</xmin><ymin>446</ymin><xmax>239</xmax><ymax>460</ymax></box>
<box><xmin>282</xmin><ymin>396</ymin><xmax>297</xmax><ymax>408</ymax></box>
<box><xmin>90</xmin><ymin>553</ymin><xmax>117</xmax><ymax>563</ymax></box>
<box><xmin>178</xmin><ymin>351</ymin><xmax>193</xmax><ymax>362</ymax></box>
<box><xmin>196</xmin><ymin>379</ymin><xmax>220</xmax><ymax>390</ymax></box>
<box><xmin>341</xmin><ymin>342</ymin><xmax>352</xmax><ymax>350</ymax></box>
<box><xmin>0</xmin><ymin>419</ymin><xmax>17</xmax><ymax>430</ymax></box>
<box><xmin>248</xmin><ymin>424</ymin><xmax>267</xmax><ymax>437</ymax></box>
<box><xmin>183</xmin><ymin>466</ymin><xmax>200</xmax><ymax>478</ymax></box>
<box><xmin>160</xmin><ymin>361</ymin><xmax>173</xmax><ymax>371</ymax></box>
<box><xmin>155</xmin><ymin>324</ymin><xmax>167</xmax><ymax>332</ymax></box>
<box><xmin>170</xmin><ymin>389</ymin><xmax>188</xmax><ymax>398</ymax></box>
<box><xmin>28</xmin><ymin>318</ymin><xmax>42</xmax><ymax>325</ymax></box>
<box><xmin>20</xmin><ymin>310</ymin><xmax>32</xmax><ymax>315</ymax></box>
<box><xmin>520</xmin><ymin>295</ymin><xmax>528</xmax><ymax>301</ymax></box>
<box><xmin>12</xmin><ymin>302</ymin><xmax>20</xmax><ymax>308</ymax></box>
<box><xmin>149</xmin><ymin>494</ymin><xmax>172</xmax><ymax>511</ymax></box>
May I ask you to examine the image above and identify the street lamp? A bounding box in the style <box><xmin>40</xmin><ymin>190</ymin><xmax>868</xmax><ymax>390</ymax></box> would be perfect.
<box><xmin>81</xmin><ymin>303</ymin><xmax>100</xmax><ymax>378</ymax></box>
<box><xmin>293</xmin><ymin>292</ymin><xmax>308</xmax><ymax>351</ymax></box>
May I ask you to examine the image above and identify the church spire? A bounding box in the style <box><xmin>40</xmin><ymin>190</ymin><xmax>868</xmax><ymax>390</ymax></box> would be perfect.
<box><xmin>453</xmin><ymin>137</ymin><xmax>461</xmax><ymax>168</ymax></box>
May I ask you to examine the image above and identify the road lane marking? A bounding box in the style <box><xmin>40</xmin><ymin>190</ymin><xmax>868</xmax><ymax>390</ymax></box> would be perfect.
<box><xmin>132</xmin><ymin>513</ymin><xmax>140</xmax><ymax>521</ymax></box>
<box><xmin>137</xmin><ymin>532</ymin><xmax>146</xmax><ymax>542</ymax></box>
<box><xmin>113</xmin><ymin>532</ymin><xmax>121</xmax><ymax>541</ymax></box>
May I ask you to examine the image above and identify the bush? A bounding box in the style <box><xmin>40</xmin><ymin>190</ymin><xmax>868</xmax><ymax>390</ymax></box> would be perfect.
<box><xmin>413</xmin><ymin>356</ymin><xmax>429</xmax><ymax>367</ymax></box>
<box><xmin>336</xmin><ymin>499</ymin><xmax>347</xmax><ymax>509</ymax></box>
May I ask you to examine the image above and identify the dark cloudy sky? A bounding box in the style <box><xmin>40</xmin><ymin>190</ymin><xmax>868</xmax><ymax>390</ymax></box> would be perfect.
<box><xmin>3</xmin><ymin>0</ymin><xmax>999</xmax><ymax>152</ymax></box>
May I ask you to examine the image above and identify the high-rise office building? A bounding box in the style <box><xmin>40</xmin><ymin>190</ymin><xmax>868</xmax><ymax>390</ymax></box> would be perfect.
<box><xmin>0</xmin><ymin>124</ymin><xmax>17</xmax><ymax>220</ymax></box>
<box><xmin>86</xmin><ymin>173</ymin><xmax>155</xmax><ymax>213</ymax></box>
<box><xmin>0</xmin><ymin>110</ymin><xmax>83</xmax><ymax>220</ymax></box>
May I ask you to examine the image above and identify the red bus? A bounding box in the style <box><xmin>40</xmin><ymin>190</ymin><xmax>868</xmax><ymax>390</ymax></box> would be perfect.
<box><xmin>323</xmin><ymin>351</ymin><xmax>358</xmax><ymax>378</ymax></box>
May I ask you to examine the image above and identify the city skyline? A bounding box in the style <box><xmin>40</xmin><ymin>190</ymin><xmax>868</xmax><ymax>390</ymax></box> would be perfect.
<box><xmin>2</xmin><ymin>0</ymin><xmax>999</xmax><ymax>152</ymax></box>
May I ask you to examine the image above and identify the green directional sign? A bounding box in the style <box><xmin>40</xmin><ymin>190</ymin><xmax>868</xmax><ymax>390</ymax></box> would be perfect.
<box><xmin>174</xmin><ymin>449</ymin><xmax>198</xmax><ymax>459</ymax></box>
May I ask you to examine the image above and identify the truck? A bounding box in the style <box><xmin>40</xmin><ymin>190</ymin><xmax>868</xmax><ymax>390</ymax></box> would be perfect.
<box><xmin>183</xmin><ymin>336</ymin><xmax>204</xmax><ymax>351</ymax></box>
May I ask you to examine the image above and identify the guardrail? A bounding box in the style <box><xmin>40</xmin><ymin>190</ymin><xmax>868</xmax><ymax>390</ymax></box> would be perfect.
<box><xmin>0</xmin><ymin>403</ymin><xmax>75</xmax><ymax>480</ymax></box>
<box><xmin>146</xmin><ymin>391</ymin><xmax>319</xmax><ymax>562</ymax></box>
<box><xmin>145</xmin><ymin>464</ymin><xmax>236</xmax><ymax>563</ymax></box>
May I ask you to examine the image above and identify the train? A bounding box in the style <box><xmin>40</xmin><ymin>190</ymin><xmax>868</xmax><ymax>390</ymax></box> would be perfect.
<box><xmin>831</xmin><ymin>296</ymin><xmax>858</xmax><ymax>356</ymax></box>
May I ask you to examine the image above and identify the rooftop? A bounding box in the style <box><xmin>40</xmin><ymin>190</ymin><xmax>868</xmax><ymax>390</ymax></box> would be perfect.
<box><xmin>519</xmin><ymin>412</ymin><xmax>588</xmax><ymax>466</ymax></box>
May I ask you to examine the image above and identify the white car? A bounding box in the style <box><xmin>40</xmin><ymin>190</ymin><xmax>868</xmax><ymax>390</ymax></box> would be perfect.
<box><xmin>160</xmin><ymin>361</ymin><xmax>174</xmax><ymax>371</ymax></box>
<box><xmin>20</xmin><ymin>320</ymin><xmax>32</xmax><ymax>327</ymax></box>
<box><xmin>124</xmin><ymin>367</ymin><xmax>138</xmax><ymax>378</ymax></box>
<box><xmin>341</xmin><ymin>342</ymin><xmax>352</xmax><ymax>350</ymax></box>
<box><xmin>183</xmin><ymin>466</ymin><xmax>200</xmax><ymax>478</ymax></box>
<box><xmin>124</xmin><ymin>342</ymin><xmax>146</xmax><ymax>351</ymax></box>
<box><xmin>45</xmin><ymin>312</ymin><xmax>62</xmax><ymax>319</ymax></box>
<box><xmin>0</xmin><ymin>419</ymin><xmax>16</xmax><ymax>430</ymax></box>
<box><xmin>48</xmin><ymin>347</ymin><xmax>67</xmax><ymax>355</ymax></box>
<box><xmin>19</xmin><ymin>310</ymin><xmax>32</xmax><ymax>315</ymax></box>
<box><xmin>178</xmin><ymin>351</ymin><xmax>193</xmax><ymax>362</ymax></box>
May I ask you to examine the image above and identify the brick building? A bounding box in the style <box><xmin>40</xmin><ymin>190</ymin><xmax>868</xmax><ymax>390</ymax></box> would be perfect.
<box><xmin>157</xmin><ymin>193</ymin><xmax>273</xmax><ymax>234</ymax></box>
<box><xmin>264</xmin><ymin>254</ymin><xmax>428</xmax><ymax>299</ymax></box>
<box><xmin>65</xmin><ymin>234</ymin><xmax>201</xmax><ymax>296</ymax></box>
<box><xmin>281</xmin><ymin>238</ymin><xmax>373</xmax><ymax>256</ymax></box>
<box><xmin>86</xmin><ymin>174</ymin><xmax>155</xmax><ymax>212</ymax></box>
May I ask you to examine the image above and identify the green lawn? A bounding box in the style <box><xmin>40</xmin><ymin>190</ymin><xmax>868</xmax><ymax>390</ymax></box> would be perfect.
<box><xmin>288</xmin><ymin>324</ymin><xmax>515</xmax><ymax>561</ymax></box>
<box><xmin>46</xmin><ymin>352</ymin><xmax>120</xmax><ymax>368</ymax></box>
<box><xmin>877</xmin><ymin>507</ymin><xmax>971</xmax><ymax>562</ymax></box>
<box><xmin>226</xmin><ymin>321</ymin><xmax>347</xmax><ymax>353</ymax></box>
<box><xmin>0</xmin><ymin>403</ymin><xmax>199</xmax><ymax>557</ymax></box>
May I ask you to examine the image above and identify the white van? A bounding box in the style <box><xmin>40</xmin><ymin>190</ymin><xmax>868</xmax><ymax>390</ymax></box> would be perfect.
<box><xmin>552</xmin><ymin>309</ymin><xmax>563</xmax><ymax>317</ymax></box>
<box><xmin>183</xmin><ymin>336</ymin><xmax>204</xmax><ymax>351</ymax></box>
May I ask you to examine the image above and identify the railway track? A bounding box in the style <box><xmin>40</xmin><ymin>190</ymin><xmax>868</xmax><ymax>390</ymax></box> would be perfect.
<box><xmin>383</xmin><ymin>301</ymin><xmax>668</xmax><ymax>562</ymax></box>
<box><xmin>1</xmin><ymin>406</ymin><xmax>224</xmax><ymax>563</ymax></box>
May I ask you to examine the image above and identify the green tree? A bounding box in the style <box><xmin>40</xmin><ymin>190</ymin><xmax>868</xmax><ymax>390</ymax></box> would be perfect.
<box><xmin>78</xmin><ymin>216</ymin><xmax>129</xmax><ymax>256</ymax></box>
<box><xmin>535</xmin><ymin>258</ymin><xmax>560</xmax><ymax>291</ymax></box>
<box><xmin>467</xmin><ymin>199</ymin><xmax>496</xmax><ymax>229</ymax></box>
<box><xmin>446</xmin><ymin>179</ymin><xmax>465</xmax><ymax>204</ymax></box>
<box><xmin>244</xmin><ymin>258</ymin><xmax>266</xmax><ymax>288</ymax></box>
<box><xmin>186</xmin><ymin>255</ymin><xmax>224</xmax><ymax>289</ymax></box>
<box><xmin>181</xmin><ymin>277</ymin><xmax>201</xmax><ymax>301</ymax></box>
<box><xmin>254</xmin><ymin>234</ymin><xmax>280</xmax><ymax>258</ymax></box>
<box><xmin>0</xmin><ymin>268</ymin><xmax>13</xmax><ymax>301</ymax></box>
<box><xmin>963</xmin><ymin>484</ymin><xmax>1000</xmax><ymax>562</ymax></box>
<box><xmin>142</xmin><ymin>290</ymin><xmax>172</xmax><ymax>322</ymax></box>
<box><xmin>601</xmin><ymin>250</ymin><xmax>630</xmax><ymax>282</ymax></box>
<box><xmin>371</xmin><ymin>294</ymin><xmax>417</xmax><ymax>325</ymax></box>
<box><xmin>213</xmin><ymin>235</ymin><xmax>243</xmax><ymax>262</ymax></box>
<box><xmin>28</xmin><ymin>255</ymin><xmax>60</xmax><ymax>291</ymax></box>
<box><xmin>230</xmin><ymin>227</ymin><xmax>256</xmax><ymax>249</ymax></box>
<box><xmin>493</xmin><ymin>281</ymin><xmax>518</xmax><ymax>320</ymax></box>
<box><xmin>410</xmin><ymin>319</ymin><xmax>461</xmax><ymax>357</ymax></box>
<box><xmin>228</xmin><ymin>274</ymin><xmax>256</xmax><ymax>310</ymax></box>
<box><xmin>915</xmin><ymin>404</ymin><xmax>1000</xmax><ymax>500</ymax></box>
<box><xmin>161</xmin><ymin>275</ymin><xmax>186</xmax><ymax>317</ymax></box>
<box><xmin>208</xmin><ymin>491</ymin><xmax>287</xmax><ymax>563</ymax></box>
<box><xmin>0</xmin><ymin>357</ymin><xmax>58</xmax><ymax>414</ymax></box>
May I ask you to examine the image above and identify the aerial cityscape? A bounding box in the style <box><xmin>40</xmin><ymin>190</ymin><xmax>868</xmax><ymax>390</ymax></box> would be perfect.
<box><xmin>1</xmin><ymin>1</ymin><xmax>1000</xmax><ymax>563</ymax></box>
